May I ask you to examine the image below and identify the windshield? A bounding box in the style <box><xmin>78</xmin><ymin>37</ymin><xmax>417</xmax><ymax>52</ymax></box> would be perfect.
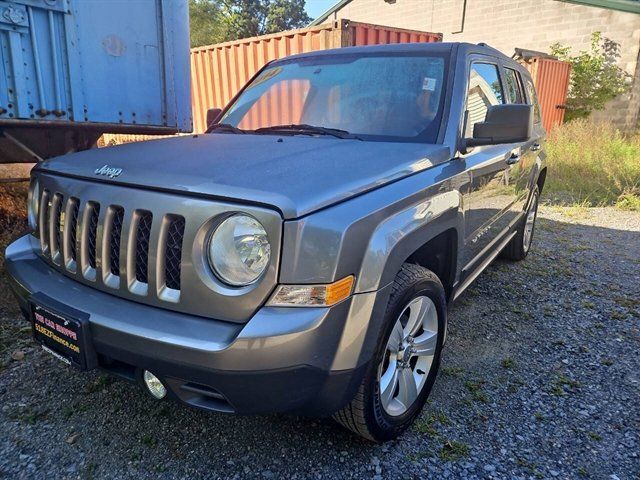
<box><xmin>218</xmin><ymin>53</ymin><xmax>449</xmax><ymax>142</ymax></box>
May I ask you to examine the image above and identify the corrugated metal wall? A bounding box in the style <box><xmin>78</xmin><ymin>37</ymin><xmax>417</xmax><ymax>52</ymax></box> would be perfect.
<box><xmin>190</xmin><ymin>20</ymin><xmax>442</xmax><ymax>133</ymax></box>
<box><xmin>522</xmin><ymin>58</ymin><xmax>571</xmax><ymax>132</ymax></box>
<box><xmin>0</xmin><ymin>0</ymin><xmax>191</xmax><ymax>132</ymax></box>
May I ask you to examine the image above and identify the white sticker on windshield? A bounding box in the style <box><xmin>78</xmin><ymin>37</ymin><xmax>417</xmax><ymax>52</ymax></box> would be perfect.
<box><xmin>422</xmin><ymin>77</ymin><xmax>437</xmax><ymax>91</ymax></box>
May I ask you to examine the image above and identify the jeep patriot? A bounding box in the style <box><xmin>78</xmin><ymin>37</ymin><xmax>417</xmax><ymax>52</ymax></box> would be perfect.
<box><xmin>6</xmin><ymin>43</ymin><xmax>546</xmax><ymax>441</ymax></box>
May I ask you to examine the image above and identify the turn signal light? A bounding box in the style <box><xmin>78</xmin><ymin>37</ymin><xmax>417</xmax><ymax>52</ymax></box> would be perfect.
<box><xmin>267</xmin><ymin>275</ymin><xmax>355</xmax><ymax>307</ymax></box>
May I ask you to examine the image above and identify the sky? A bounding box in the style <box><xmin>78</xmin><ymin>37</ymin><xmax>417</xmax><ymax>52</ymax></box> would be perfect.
<box><xmin>305</xmin><ymin>0</ymin><xmax>337</xmax><ymax>21</ymax></box>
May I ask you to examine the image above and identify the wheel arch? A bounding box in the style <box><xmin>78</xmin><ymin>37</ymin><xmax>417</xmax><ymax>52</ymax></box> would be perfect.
<box><xmin>355</xmin><ymin>190</ymin><xmax>463</xmax><ymax>299</ymax></box>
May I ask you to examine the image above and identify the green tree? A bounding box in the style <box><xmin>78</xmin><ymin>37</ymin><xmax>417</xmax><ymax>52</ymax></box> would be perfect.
<box><xmin>551</xmin><ymin>32</ymin><xmax>630</xmax><ymax>122</ymax></box>
<box><xmin>190</xmin><ymin>0</ymin><xmax>311</xmax><ymax>47</ymax></box>
<box><xmin>189</xmin><ymin>0</ymin><xmax>225</xmax><ymax>47</ymax></box>
<box><xmin>265</xmin><ymin>0</ymin><xmax>312</xmax><ymax>34</ymax></box>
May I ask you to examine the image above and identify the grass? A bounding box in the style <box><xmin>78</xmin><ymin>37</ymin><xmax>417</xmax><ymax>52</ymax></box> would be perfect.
<box><xmin>464</xmin><ymin>379</ymin><xmax>489</xmax><ymax>403</ymax></box>
<box><xmin>551</xmin><ymin>373</ymin><xmax>581</xmax><ymax>396</ymax></box>
<box><xmin>441</xmin><ymin>366</ymin><xmax>465</xmax><ymax>377</ymax></box>
<box><xmin>544</xmin><ymin>119</ymin><xmax>640</xmax><ymax>210</ymax></box>
<box><xmin>0</xmin><ymin>182</ymin><xmax>28</xmax><ymax>270</ymax></box>
<box><xmin>414</xmin><ymin>410</ymin><xmax>449</xmax><ymax>436</ymax></box>
<box><xmin>439</xmin><ymin>440</ymin><xmax>469</xmax><ymax>462</ymax></box>
<box><xmin>501</xmin><ymin>358</ymin><xmax>517</xmax><ymax>370</ymax></box>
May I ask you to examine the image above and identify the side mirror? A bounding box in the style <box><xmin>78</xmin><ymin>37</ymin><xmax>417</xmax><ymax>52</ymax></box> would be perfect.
<box><xmin>464</xmin><ymin>104</ymin><xmax>533</xmax><ymax>149</ymax></box>
<box><xmin>207</xmin><ymin>107</ymin><xmax>222</xmax><ymax>127</ymax></box>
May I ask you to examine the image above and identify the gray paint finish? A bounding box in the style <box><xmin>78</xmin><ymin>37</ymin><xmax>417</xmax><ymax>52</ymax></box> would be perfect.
<box><xmin>5</xmin><ymin>43</ymin><xmax>547</xmax><ymax>417</ymax></box>
<box><xmin>38</xmin><ymin>134</ymin><xmax>451</xmax><ymax>220</ymax></box>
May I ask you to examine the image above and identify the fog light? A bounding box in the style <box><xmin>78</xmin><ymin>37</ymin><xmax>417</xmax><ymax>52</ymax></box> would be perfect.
<box><xmin>143</xmin><ymin>370</ymin><xmax>167</xmax><ymax>399</ymax></box>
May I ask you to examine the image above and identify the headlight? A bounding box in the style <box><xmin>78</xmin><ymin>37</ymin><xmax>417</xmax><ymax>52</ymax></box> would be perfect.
<box><xmin>27</xmin><ymin>178</ymin><xmax>39</xmax><ymax>232</ymax></box>
<box><xmin>208</xmin><ymin>214</ymin><xmax>271</xmax><ymax>286</ymax></box>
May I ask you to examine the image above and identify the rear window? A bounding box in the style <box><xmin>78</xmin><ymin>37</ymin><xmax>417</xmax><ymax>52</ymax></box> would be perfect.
<box><xmin>524</xmin><ymin>78</ymin><xmax>542</xmax><ymax>124</ymax></box>
<box><xmin>504</xmin><ymin>68</ymin><xmax>525</xmax><ymax>104</ymax></box>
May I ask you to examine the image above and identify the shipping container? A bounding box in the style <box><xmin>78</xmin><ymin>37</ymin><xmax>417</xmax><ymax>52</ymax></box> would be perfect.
<box><xmin>521</xmin><ymin>57</ymin><xmax>571</xmax><ymax>132</ymax></box>
<box><xmin>0</xmin><ymin>0</ymin><xmax>191</xmax><ymax>163</ymax></box>
<box><xmin>190</xmin><ymin>19</ymin><xmax>442</xmax><ymax>133</ymax></box>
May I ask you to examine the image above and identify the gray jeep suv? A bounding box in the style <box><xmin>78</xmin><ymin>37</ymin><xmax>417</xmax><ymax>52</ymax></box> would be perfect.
<box><xmin>6</xmin><ymin>42</ymin><xmax>546</xmax><ymax>441</ymax></box>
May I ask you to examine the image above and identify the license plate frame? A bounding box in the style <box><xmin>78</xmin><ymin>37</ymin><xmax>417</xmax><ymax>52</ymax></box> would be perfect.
<box><xmin>29</xmin><ymin>293</ymin><xmax>97</xmax><ymax>371</ymax></box>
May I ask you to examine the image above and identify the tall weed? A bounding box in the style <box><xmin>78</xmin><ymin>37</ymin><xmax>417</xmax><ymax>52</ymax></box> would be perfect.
<box><xmin>544</xmin><ymin>119</ymin><xmax>640</xmax><ymax>210</ymax></box>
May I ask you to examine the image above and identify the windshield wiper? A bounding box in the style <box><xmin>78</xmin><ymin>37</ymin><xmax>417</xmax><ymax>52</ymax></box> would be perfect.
<box><xmin>207</xmin><ymin>123</ymin><xmax>247</xmax><ymax>134</ymax></box>
<box><xmin>253</xmin><ymin>124</ymin><xmax>362</xmax><ymax>140</ymax></box>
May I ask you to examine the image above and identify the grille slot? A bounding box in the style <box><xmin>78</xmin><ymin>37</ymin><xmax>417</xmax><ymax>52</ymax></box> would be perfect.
<box><xmin>52</xmin><ymin>194</ymin><xmax>64</xmax><ymax>261</ymax></box>
<box><xmin>109</xmin><ymin>207</ymin><xmax>124</xmax><ymax>276</ymax></box>
<box><xmin>87</xmin><ymin>204</ymin><xmax>100</xmax><ymax>270</ymax></box>
<box><xmin>39</xmin><ymin>190</ymin><xmax>51</xmax><ymax>254</ymax></box>
<box><xmin>135</xmin><ymin>211</ymin><xmax>152</xmax><ymax>284</ymax></box>
<box><xmin>164</xmin><ymin>216</ymin><xmax>185</xmax><ymax>290</ymax></box>
<box><xmin>68</xmin><ymin>199</ymin><xmax>79</xmax><ymax>263</ymax></box>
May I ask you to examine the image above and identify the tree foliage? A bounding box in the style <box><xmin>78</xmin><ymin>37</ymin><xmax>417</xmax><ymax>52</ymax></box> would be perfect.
<box><xmin>189</xmin><ymin>0</ymin><xmax>226</xmax><ymax>47</ymax></box>
<box><xmin>189</xmin><ymin>0</ymin><xmax>311</xmax><ymax>47</ymax></box>
<box><xmin>550</xmin><ymin>32</ymin><xmax>630</xmax><ymax>122</ymax></box>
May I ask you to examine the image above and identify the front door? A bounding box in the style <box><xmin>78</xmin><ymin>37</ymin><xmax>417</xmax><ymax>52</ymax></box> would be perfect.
<box><xmin>460</xmin><ymin>61</ymin><xmax>519</xmax><ymax>272</ymax></box>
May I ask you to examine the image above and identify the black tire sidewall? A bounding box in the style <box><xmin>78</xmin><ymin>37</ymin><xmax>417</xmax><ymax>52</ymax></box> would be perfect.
<box><xmin>365</xmin><ymin>274</ymin><xmax>447</xmax><ymax>441</ymax></box>
<box><xmin>523</xmin><ymin>187</ymin><xmax>540</xmax><ymax>255</ymax></box>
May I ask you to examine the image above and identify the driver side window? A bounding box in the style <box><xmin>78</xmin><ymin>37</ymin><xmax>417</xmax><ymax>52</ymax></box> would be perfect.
<box><xmin>465</xmin><ymin>62</ymin><xmax>504</xmax><ymax>137</ymax></box>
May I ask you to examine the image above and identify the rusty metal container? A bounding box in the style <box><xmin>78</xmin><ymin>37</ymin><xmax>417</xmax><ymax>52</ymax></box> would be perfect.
<box><xmin>522</xmin><ymin>58</ymin><xmax>571</xmax><ymax>132</ymax></box>
<box><xmin>190</xmin><ymin>19</ymin><xmax>442</xmax><ymax>133</ymax></box>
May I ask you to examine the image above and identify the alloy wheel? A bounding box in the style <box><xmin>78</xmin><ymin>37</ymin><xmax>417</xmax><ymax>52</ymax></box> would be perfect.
<box><xmin>377</xmin><ymin>295</ymin><xmax>439</xmax><ymax>417</ymax></box>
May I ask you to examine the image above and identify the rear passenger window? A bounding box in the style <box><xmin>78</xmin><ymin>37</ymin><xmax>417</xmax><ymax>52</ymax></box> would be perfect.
<box><xmin>504</xmin><ymin>68</ymin><xmax>524</xmax><ymax>103</ymax></box>
<box><xmin>524</xmin><ymin>79</ymin><xmax>542</xmax><ymax>124</ymax></box>
<box><xmin>466</xmin><ymin>63</ymin><xmax>504</xmax><ymax>136</ymax></box>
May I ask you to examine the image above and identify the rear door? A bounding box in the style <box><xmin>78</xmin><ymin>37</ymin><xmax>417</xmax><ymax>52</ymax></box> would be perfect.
<box><xmin>500</xmin><ymin>65</ymin><xmax>533</xmax><ymax>214</ymax></box>
<box><xmin>460</xmin><ymin>59</ymin><xmax>519</xmax><ymax>271</ymax></box>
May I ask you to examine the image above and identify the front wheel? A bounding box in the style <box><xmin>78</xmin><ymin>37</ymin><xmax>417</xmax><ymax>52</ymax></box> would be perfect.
<box><xmin>333</xmin><ymin>264</ymin><xmax>446</xmax><ymax>441</ymax></box>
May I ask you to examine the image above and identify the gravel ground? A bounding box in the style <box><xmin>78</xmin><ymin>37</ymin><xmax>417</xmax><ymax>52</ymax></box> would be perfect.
<box><xmin>1</xmin><ymin>203</ymin><xmax>638</xmax><ymax>480</ymax></box>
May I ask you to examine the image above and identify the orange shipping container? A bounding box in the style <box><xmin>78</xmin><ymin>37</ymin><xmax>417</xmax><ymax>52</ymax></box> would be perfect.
<box><xmin>190</xmin><ymin>19</ymin><xmax>442</xmax><ymax>133</ymax></box>
<box><xmin>521</xmin><ymin>57</ymin><xmax>572</xmax><ymax>132</ymax></box>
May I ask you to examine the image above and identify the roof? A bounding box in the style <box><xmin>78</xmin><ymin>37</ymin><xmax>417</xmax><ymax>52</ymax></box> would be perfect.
<box><xmin>269</xmin><ymin>42</ymin><xmax>514</xmax><ymax>64</ymax></box>
<box><xmin>310</xmin><ymin>0</ymin><xmax>639</xmax><ymax>25</ymax></box>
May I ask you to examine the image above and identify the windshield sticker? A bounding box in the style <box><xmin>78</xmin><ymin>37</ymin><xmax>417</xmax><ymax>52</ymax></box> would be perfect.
<box><xmin>422</xmin><ymin>77</ymin><xmax>437</xmax><ymax>92</ymax></box>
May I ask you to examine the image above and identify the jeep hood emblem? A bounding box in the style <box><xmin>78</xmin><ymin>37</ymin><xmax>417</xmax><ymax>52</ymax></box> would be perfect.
<box><xmin>94</xmin><ymin>165</ymin><xmax>123</xmax><ymax>178</ymax></box>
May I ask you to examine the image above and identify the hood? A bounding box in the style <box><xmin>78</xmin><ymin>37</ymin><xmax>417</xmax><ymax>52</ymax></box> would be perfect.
<box><xmin>38</xmin><ymin>134</ymin><xmax>450</xmax><ymax>219</ymax></box>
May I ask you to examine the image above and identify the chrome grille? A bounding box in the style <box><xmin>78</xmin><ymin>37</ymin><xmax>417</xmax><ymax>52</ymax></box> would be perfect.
<box><xmin>37</xmin><ymin>192</ymin><xmax>183</xmax><ymax>300</ymax></box>
<box><xmin>32</xmin><ymin>173</ymin><xmax>282</xmax><ymax>323</ymax></box>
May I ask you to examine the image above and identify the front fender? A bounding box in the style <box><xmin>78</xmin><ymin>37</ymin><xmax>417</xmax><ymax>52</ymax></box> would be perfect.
<box><xmin>355</xmin><ymin>190</ymin><xmax>463</xmax><ymax>293</ymax></box>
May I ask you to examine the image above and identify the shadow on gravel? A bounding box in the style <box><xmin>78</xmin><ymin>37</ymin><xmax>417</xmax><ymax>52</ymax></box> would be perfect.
<box><xmin>1</xmin><ymin>209</ymin><xmax>638</xmax><ymax>479</ymax></box>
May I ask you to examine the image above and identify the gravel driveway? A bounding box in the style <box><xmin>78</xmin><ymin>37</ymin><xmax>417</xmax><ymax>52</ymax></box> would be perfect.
<box><xmin>1</xmin><ymin>204</ymin><xmax>638</xmax><ymax>480</ymax></box>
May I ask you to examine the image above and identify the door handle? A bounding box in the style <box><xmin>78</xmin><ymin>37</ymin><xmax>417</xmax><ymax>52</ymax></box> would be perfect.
<box><xmin>506</xmin><ymin>153</ymin><xmax>521</xmax><ymax>165</ymax></box>
<box><xmin>530</xmin><ymin>142</ymin><xmax>541</xmax><ymax>151</ymax></box>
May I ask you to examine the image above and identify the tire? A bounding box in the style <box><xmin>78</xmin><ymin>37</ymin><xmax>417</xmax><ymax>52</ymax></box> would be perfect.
<box><xmin>501</xmin><ymin>185</ymin><xmax>540</xmax><ymax>261</ymax></box>
<box><xmin>333</xmin><ymin>263</ymin><xmax>446</xmax><ymax>442</ymax></box>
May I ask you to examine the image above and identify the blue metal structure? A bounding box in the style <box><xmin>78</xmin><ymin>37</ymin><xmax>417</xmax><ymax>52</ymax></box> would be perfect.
<box><xmin>0</xmin><ymin>0</ymin><xmax>191</xmax><ymax>163</ymax></box>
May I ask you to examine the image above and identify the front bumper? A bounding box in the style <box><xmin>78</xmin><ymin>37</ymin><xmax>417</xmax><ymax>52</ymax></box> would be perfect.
<box><xmin>5</xmin><ymin>235</ymin><xmax>390</xmax><ymax>416</ymax></box>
